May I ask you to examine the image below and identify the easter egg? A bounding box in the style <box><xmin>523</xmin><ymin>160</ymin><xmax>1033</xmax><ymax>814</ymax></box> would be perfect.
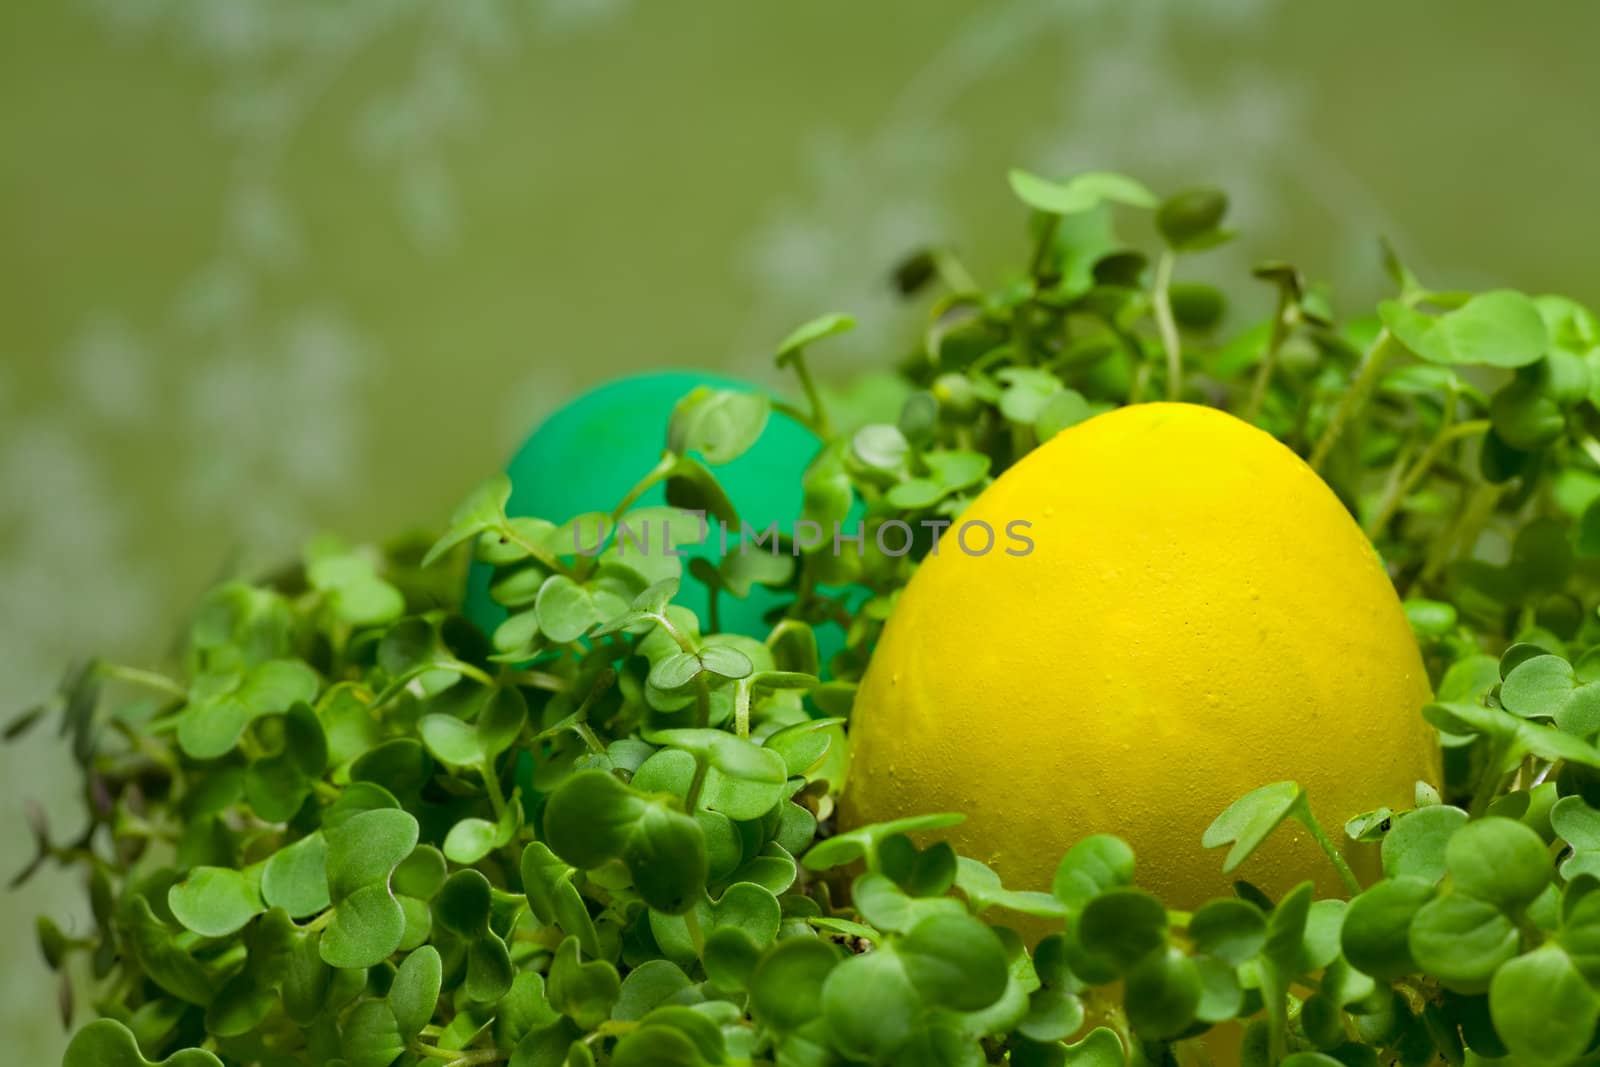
<box><xmin>841</xmin><ymin>402</ymin><xmax>1438</xmax><ymax>909</ymax></box>
<box><xmin>465</xmin><ymin>371</ymin><xmax>829</xmax><ymax>649</ymax></box>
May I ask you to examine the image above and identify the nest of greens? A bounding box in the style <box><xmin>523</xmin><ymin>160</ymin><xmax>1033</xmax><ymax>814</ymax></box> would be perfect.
<box><xmin>19</xmin><ymin>169</ymin><xmax>1600</xmax><ymax>1067</ymax></box>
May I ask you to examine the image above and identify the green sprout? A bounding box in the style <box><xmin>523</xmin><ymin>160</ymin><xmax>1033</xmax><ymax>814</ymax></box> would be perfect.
<box><xmin>18</xmin><ymin>166</ymin><xmax>1600</xmax><ymax>1067</ymax></box>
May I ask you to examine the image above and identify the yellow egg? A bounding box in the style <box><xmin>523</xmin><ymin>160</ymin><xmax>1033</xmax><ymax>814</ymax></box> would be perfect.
<box><xmin>841</xmin><ymin>402</ymin><xmax>1438</xmax><ymax>909</ymax></box>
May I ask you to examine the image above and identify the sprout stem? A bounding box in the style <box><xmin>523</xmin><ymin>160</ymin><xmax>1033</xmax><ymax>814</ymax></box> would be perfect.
<box><xmin>1244</xmin><ymin>288</ymin><xmax>1294</xmax><ymax>422</ymax></box>
<box><xmin>1309</xmin><ymin>329</ymin><xmax>1401</xmax><ymax>471</ymax></box>
<box><xmin>1029</xmin><ymin>214</ymin><xmax>1061</xmax><ymax>279</ymax></box>
<box><xmin>786</xmin><ymin>350</ymin><xmax>834</xmax><ymax>438</ymax></box>
<box><xmin>99</xmin><ymin>664</ymin><xmax>188</xmax><ymax>700</ymax></box>
<box><xmin>1295</xmin><ymin>800</ymin><xmax>1362</xmax><ymax>897</ymax></box>
<box><xmin>1153</xmin><ymin>251</ymin><xmax>1183</xmax><ymax>402</ymax></box>
<box><xmin>1365</xmin><ymin>416</ymin><xmax>1491</xmax><ymax>538</ymax></box>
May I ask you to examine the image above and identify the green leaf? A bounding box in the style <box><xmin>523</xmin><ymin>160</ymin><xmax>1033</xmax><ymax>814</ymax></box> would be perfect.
<box><xmin>123</xmin><ymin>896</ymin><xmax>214</xmax><ymax>1005</ymax></box>
<box><xmin>1382</xmin><ymin>805</ymin><xmax>1468</xmax><ymax>882</ymax></box>
<box><xmin>1444</xmin><ymin>817</ymin><xmax>1551</xmax><ymax>915</ymax></box>
<box><xmin>1188</xmin><ymin>897</ymin><xmax>1266</xmax><ymax>966</ymax></box>
<box><xmin>1263</xmin><ymin>881</ymin><xmax>1315</xmax><ymax>973</ymax></box>
<box><xmin>341</xmin><ymin>999</ymin><xmax>405</xmax><ymax>1067</ymax></box>
<box><xmin>521</xmin><ymin>842</ymin><xmax>602</xmax><ymax>958</ymax></box>
<box><xmin>326</xmin><ymin>808</ymin><xmax>419</xmax><ymax>899</ymax></box>
<box><xmin>1193</xmin><ymin>954</ymin><xmax>1244</xmax><ymax>1024</ymax></box>
<box><xmin>854</xmin><ymin>872</ymin><xmax>964</xmax><ymax>933</ymax></box>
<box><xmin>1007</xmin><ymin>169</ymin><xmax>1157</xmax><ymax>214</ymax></box>
<box><xmin>1019</xmin><ymin>981</ymin><xmax>1087</xmax><ymax>1046</ymax></box>
<box><xmin>466</xmin><ymin>937</ymin><xmax>514</xmax><ymax>1004</ymax></box>
<box><xmin>443</xmin><ymin>817</ymin><xmax>501</xmax><ymax>865</ymax></box>
<box><xmin>1491</xmin><ymin>380</ymin><xmax>1565</xmax><ymax>450</ymax></box>
<box><xmin>1034</xmin><ymin>389</ymin><xmax>1092</xmax><ymax>442</ymax></box>
<box><xmin>669</xmin><ymin>387</ymin><xmax>772</xmax><ymax>465</ymax></box>
<box><xmin>615</xmin><ymin>959</ymin><xmax>694</xmax><ymax>1023</ymax></box>
<box><xmin>62</xmin><ymin>1019</ymin><xmax>223</xmax><ymax>1067</ymax></box>
<box><xmin>167</xmin><ymin>866</ymin><xmax>264</xmax><ymax>938</ymax></box>
<box><xmin>321</xmin><ymin>882</ymin><xmax>407</xmax><ymax>970</ymax></box>
<box><xmin>1156</xmin><ymin>188</ymin><xmax>1229</xmax><ymax>251</ymax></box>
<box><xmin>895</xmin><ymin>911</ymin><xmax>1012</xmax><ymax>1012</ymax></box>
<box><xmin>543</xmin><ymin>769</ymin><xmax>643</xmax><ymax>869</ymax></box>
<box><xmin>1409</xmin><ymin>893</ymin><xmax>1520</xmax><ymax>993</ymax></box>
<box><xmin>622</xmin><ymin>802</ymin><xmax>708</xmax><ymax>915</ymax></box>
<box><xmin>477</xmin><ymin>685</ymin><xmax>528</xmax><ymax>758</ymax></box>
<box><xmin>423</xmin><ymin>474</ymin><xmax>511</xmax><ymax>567</ymax></box>
<box><xmin>1058</xmin><ymin>1027</ymin><xmax>1125</xmax><ymax>1067</ymax></box>
<box><xmin>1381</xmin><ymin>290</ymin><xmax>1549</xmax><ymax>368</ymax></box>
<box><xmin>547</xmin><ymin>935</ymin><xmax>620</xmax><ymax>1030</ymax></box>
<box><xmin>821</xmin><ymin>947</ymin><xmax>920</xmax><ymax>1060</ymax></box>
<box><xmin>437</xmin><ymin>868</ymin><xmax>493</xmax><ymax>938</ymax></box>
<box><xmin>610</xmin><ymin>1026</ymin><xmax>708</xmax><ymax>1067</ymax></box>
<box><xmin>1202</xmin><ymin>781</ymin><xmax>1302</xmax><ymax>874</ymax></box>
<box><xmin>178</xmin><ymin>659</ymin><xmax>320</xmax><ymax>759</ymax></box>
<box><xmin>750</xmin><ymin>938</ymin><xmax>841</xmax><ymax>1032</ymax></box>
<box><xmin>318</xmin><ymin>808</ymin><xmax>417</xmax><ymax>969</ymax></box>
<box><xmin>762</xmin><ymin>718</ymin><xmax>843</xmax><ymax>779</ymax></box>
<box><xmin>1125</xmin><ymin>946</ymin><xmax>1202</xmax><ymax>1039</ymax></box>
<box><xmin>537</xmin><ymin>575</ymin><xmax>601</xmax><ymax>644</ymax></box>
<box><xmin>955</xmin><ymin>857</ymin><xmax>1068</xmax><ymax>920</ymax></box>
<box><xmin>852</xmin><ymin>424</ymin><xmax>910</xmax><ymax>471</ymax></box>
<box><xmin>1053</xmin><ymin>834</ymin><xmax>1135</xmax><ymax>909</ymax></box>
<box><xmin>1341</xmin><ymin>876</ymin><xmax>1435</xmax><ymax>981</ymax></box>
<box><xmin>651</xmin><ymin>728</ymin><xmax>788</xmax><ymax>820</ymax></box>
<box><xmin>1078</xmin><ymin>888</ymin><xmax>1167</xmax><ymax>973</ymax></box>
<box><xmin>261</xmin><ymin>833</ymin><xmax>331</xmax><ymax>919</ymax></box>
<box><xmin>418</xmin><ymin>713</ymin><xmax>484</xmax><ymax>767</ymax></box>
<box><xmin>1555</xmin><ymin>795</ymin><xmax>1600</xmax><ymax>849</ymax></box>
<box><xmin>801</xmin><ymin>812</ymin><xmax>965</xmax><ymax>872</ymax></box>
<box><xmin>392</xmin><ymin>844</ymin><xmax>448</xmax><ymax>901</ymax></box>
<box><xmin>390</xmin><ymin>945</ymin><xmax>442</xmax><ymax>1038</ymax></box>
<box><xmin>1489</xmin><ymin>945</ymin><xmax>1599</xmax><ymax>1064</ymax></box>
<box><xmin>776</xmin><ymin>312</ymin><xmax>856</xmax><ymax>364</ymax></box>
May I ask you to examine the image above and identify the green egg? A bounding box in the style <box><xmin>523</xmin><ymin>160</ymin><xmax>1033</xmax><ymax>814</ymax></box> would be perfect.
<box><xmin>465</xmin><ymin>370</ymin><xmax>836</xmax><ymax>652</ymax></box>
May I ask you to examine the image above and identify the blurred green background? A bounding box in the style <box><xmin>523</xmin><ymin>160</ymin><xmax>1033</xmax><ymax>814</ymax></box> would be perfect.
<box><xmin>4</xmin><ymin>0</ymin><xmax>1600</xmax><ymax>1057</ymax></box>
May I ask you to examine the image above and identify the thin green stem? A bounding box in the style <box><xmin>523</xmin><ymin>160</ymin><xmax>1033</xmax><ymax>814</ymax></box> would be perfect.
<box><xmin>507</xmin><ymin>669</ymin><xmax>566</xmax><ymax>692</ymax></box>
<box><xmin>1421</xmin><ymin>481</ymin><xmax>1502</xmax><ymax>585</ymax></box>
<box><xmin>1295</xmin><ymin>801</ymin><xmax>1362</xmax><ymax>897</ymax></box>
<box><xmin>1029</xmin><ymin>215</ymin><xmax>1061</xmax><ymax>279</ymax></box>
<box><xmin>694</xmin><ymin>674</ymin><xmax>711</xmax><ymax>728</ymax></box>
<box><xmin>302</xmin><ymin>909</ymin><xmax>336</xmax><ymax>933</ymax></box>
<box><xmin>572</xmin><ymin>721</ymin><xmax>606</xmax><ymax>756</ymax></box>
<box><xmin>444</xmin><ymin>659</ymin><xmax>496</xmax><ymax>689</ymax></box>
<box><xmin>410</xmin><ymin>1042</ymin><xmax>508</xmax><ymax>1066</ymax></box>
<box><xmin>683</xmin><ymin>906</ymin><xmax>706</xmax><ymax>955</ymax></box>
<box><xmin>480</xmin><ymin>756</ymin><xmax>508</xmax><ymax>822</ymax></box>
<box><xmin>99</xmin><ymin>663</ymin><xmax>188</xmax><ymax>700</ymax></box>
<box><xmin>1127</xmin><ymin>359</ymin><xmax>1152</xmax><ymax>405</ymax></box>
<box><xmin>567</xmin><ymin>668</ymin><xmax>614</xmax><ymax>755</ymax></box>
<box><xmin>932</xmin><ymin>248</ymin><xmax>979</xmax><ymax>293</ymax></box>
<box><xmin>495</xmin><ymin>523</ymin><xmax>568</xmax><ymax>577</ymax></box>
<box><xmin>1309</xmin><ymin>329</ymin><xmax>1401</xmax><ymax>471</ymax></box>
<box><xmin>1578</xmin><ymin>431</ymin><xmax>1600</xmax><ymax>470</ymax></box>
<box><xmin>786</xmin><ymin>350</ymin><xmax>834</xmax><ymax>438</ymax></box>
<box><xmin>576</xmin><ymin>454</ymin><xmax>678</xmax><ymax>580</ymax></box>
<box><xmin>1469</xmin><ymin>753</ymin><xmax>1515</xmax><ymax>820</ymax></box>
<box><xmin>1365</xmin><ymin>417</ymin><xmax>1491</xmax><ymax>538</ymax></box>
<box><xmin>1244</xmin><ymin>289</ymin><xmax>1293</xmax><ymax>422</ymax></box>
<box><xmin>1153</xmin><ymin>250</ymin><xmax>1183</xmax><ymax>402</ymax></box>
<box><xmin>734</xmin><ymin>679</ymin><xmax>752</xmax><ymax>741</ymax></box>
<box><xmin>684</xmin><ymin>758</ymin><xmax>711</xmax><ymax>813</ymax></box>
<box><xmin>649</xmin><ymin>612</ymin><xmax>699</xmax><ymax>655</ymax></box>
<box><xmin>706</xmin><ymin>583</ymin><xmax>721</xmax><ymax>636</ymax></box>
